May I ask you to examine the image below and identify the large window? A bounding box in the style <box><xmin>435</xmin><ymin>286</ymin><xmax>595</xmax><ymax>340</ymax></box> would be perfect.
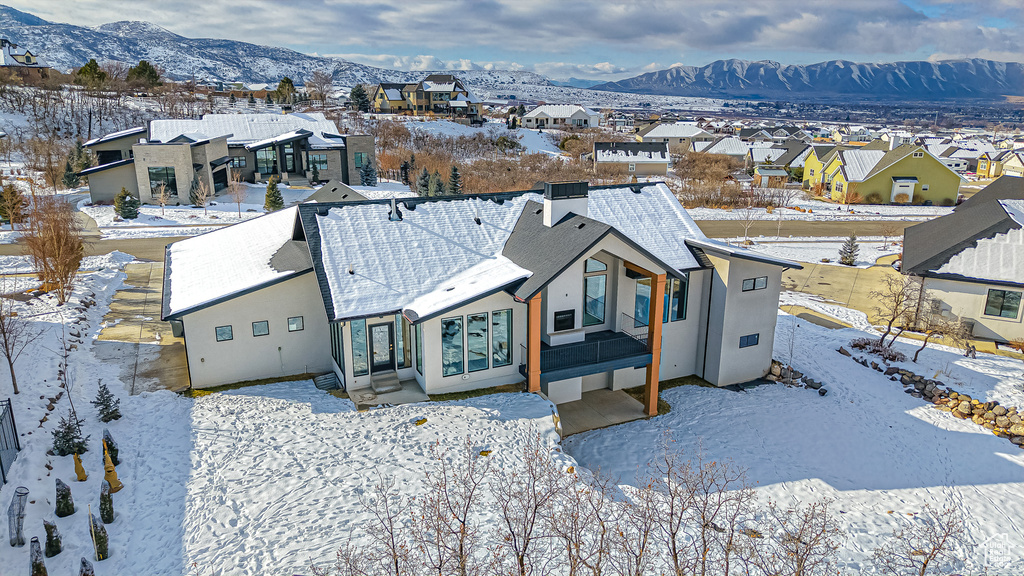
<box><xmin>229</xmin><ymin>156</ymin><xmax>246</xmax><ymax>168</ymax></box>
<box><xmin>985</xmin><ymin>289</ymin><xmax>1021</xmax><ymax>319</ymax></box>
<box><xmin>255</xmin><ymin>148</ymin><xmax>277</xmax><ymax>174</ymax></box>
<box><xmin>634</xmin><ymin>275</ymin><xmax>688</xmax><ymax>326</ymax></box>
<box><xmin>583</xmin><ymin>258</ymin><xmax>607</xmax><ymax>327</ymax></box>
<box><xmin>441</xmin><ymin>317</ymin><xmax>465</xmax><ymax>377</ymax></box>
<box><xmin>354</xmin><ymin>152</ymin><xmax>369</xmax><ymax>169</ymax></box>
<box><xmin>467</xmin><ymin>313</ymin><xmax>489</xmax><ymax>372</ymax></box>
<box><xmin>351</xmin><ymin>319</ymin><xmax>369</xmax><ymax>376</ymax></box>
<box><xmin>308</xmin><ymin>153</ymin><xmax>328</xmax><ymax>171</ymax></box>
<box><xmin>492</xmin><ymin>309</ymin><xmax>512</xmax><ymax>368</ymax></box>
<box><xmin>148</xmin><ymin>166</ymin><xmax>177</xmax><ymax>196</ymax></box>
<box><xmin>396</xmin><ymin>315</ymin><xmax>411</xmax><ymax>369</ymax></box>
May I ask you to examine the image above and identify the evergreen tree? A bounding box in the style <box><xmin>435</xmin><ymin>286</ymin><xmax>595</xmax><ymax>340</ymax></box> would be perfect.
<box><xmin>448</xmin><ymin>165</ymin><xmax>462</xmax><ymax>194</ymax></box>
<box><xmin>264</xmin><ymin>176</ymin><xmax>284</xmax><ymax>212</ymax></box>
<box><xmin>275</xmin><ymin>77</ymin><xmax>296</xmax><ymax>103</ymax></box>
<box><xmin>265</xmin><ymin>93</ymin><xmax>273</xmax><ymax>106</ymax></box>
<box><xmin>91</xmin><ymin>382</ymin><xmax>122</xmax><ymax>423</ymax></box>
<box><xmin>408</xmin><ymin>153</ymin><xmax>416</xmax><ymax>173</ymax></box>
<box><xmin>102</xmin><ymin>430</ymin><xmax>119</xmax><ymax>466</ymax></box>
<box><xmin>55</xmin><ymin>479</ymin><xmax>75</xmax><ymax>517</ymax></box>
<box><xmin>349</xmin><ymin>84</ymin><xmax>370</xmax><ymax>112</ymax></box>
<box><xmin>399</xmin><ymin>160</ymin><xmax>410</xmax><ymax>185</ymax></box>
<box><xmin>99</xmin><ymin>481</ymin><xmax>115</xmax><ymax>524</ymax></box>
<box><xmin>61</xmin><ymin>159</ymin><xmax>79</xmax><ymax>189</ymax></box>
<box><xmin>516</xmin><ymin>103</ymin><xmax>526</xmax><ymax>117</ymax></box>
<box><xmin>0</xmin><ymin>182</ymin><xmax>26</xmax><ymax>225</ymax></box>
<box><xmin>70</xmin><ymin>139</ymin><xmax>90</xmax><ymax>173</ymax></box>
<box><xmin>247</xmin><ymin>93</ymin><xmax>256</xmax><ymax>106</ymax></box>
<box><xmin>43</xmin><ymin>520</ymin><xmax>62</xmax><ymax>557</ymax></box>
<box><xmin>839</xmin><ymin>233</ymin><xmax>859</xmax><ymax>266</ymax></box>
<box><xmin>360</xmin><ymin>158</ymin><xmax>377</xmax><ymax>186</ymax></box>
<box><xmin>79</xmin><ymin>558</ymin><xmax>95</xmax><ymax>576</ymax></box>
<box><xmin>74</xmin><ymin>59</ymin><xmax>107</xmax><ymax>88</ymax></box>
<box><xmin>427</xmin><ymin>170</ymin><xmax>444</xmax><ymax>197</ymax></box>
<box><xmin>51</xmin><ymin>410</ymin><xmax>89</xmax><ymax>456</ymax></box>
<box><xmin>89</xmin><ymin>514</ymin><xmax>108</xmax><ymax>561</ymax></box>
<box><xmin>416</xmin><ymin>167</ymin><xmax>431</xmax><ymax>196</ymax></box>
<box><xmin>114</xmin><ymin>188</ymin><xmax>138</xmax><ymax>219</ymax></box>
<box><xmin>30</xmin><ymin>537</ymin><xmax>46</xmax><ymax>576</ymax></box>
<box><xmin>126</xmin><ymin>60</ymin><xmax>161</xmax><ymax>88</ymax></box>
<box><xmin>228</xmin><ymin>93</ymin><xmax>236</xmax><ymax>106</ymax></box>
<box><xmin>310</xmin><ymin>163</ymin><xmax>319</xmax><ymax>184</ymax></box>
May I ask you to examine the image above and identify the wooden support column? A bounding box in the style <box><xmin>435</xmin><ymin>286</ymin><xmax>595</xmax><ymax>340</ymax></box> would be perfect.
<box><xmin>643</xmin><ymin>274</ymin><xmax>667</xmax><ymax>416</ymax></box>
<box><xmin>527</xmin><ymin>293</ymin><xmax>543</xmax><ymax>393</ymax></box>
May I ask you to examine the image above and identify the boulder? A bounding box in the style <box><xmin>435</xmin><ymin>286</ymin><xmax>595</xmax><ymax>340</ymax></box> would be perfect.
<box><xmin>901</xmin><ymin>375</ymin><xmax>913</xmax><ymax>385</ymax></box>
<box><xmin>1011</xmin><ymin>436</ymin><xmax>1024</xmax><ymax>446</ymax></box>
<box><xmin>996</xmin><ymin>416</ymin><xmax>1011</xmax><ymax>428</ymax></box>
<box><xmin>984</xmin><ymin>422</ymin><xmax>996</xmax><ymax>430</ymax></box>
<box><xmin>911</xmin><ymin>392</ymin><xmax>923</xmax><ymax>399</ymax></box>
<box><xmin>993</xmin><ymin>405</ymin><xmax>1008</xmax><ymax>416</ymax></box>
<box><xmin>771</xmin><ymin>364</ymin><xmax>782</xmax><ymax>377</ymax></box>
<box><xmin>884</xmin><ymin>367</ymin><xmax>900</xmax><ymax>376</ymax></box>
<box><xmin>957</xmin><ymin>401</ymin><xmax>972</xmax><ymax>416</ymax></box>
<box><xmin>949</xmin><ymin>391</ymin><xmax>959</xmax><ymax>399</ymax></box>
<box><xmin>871</xmin><ymin>361</ymin><xmax>879</xmax><ymax>370</ymax></box>
<box><xmin>983</xmin><ymin>411</ymin><xmax>996</xmax><ymax>421</ymax></box>
<box><xmin>818</xmin><ymin>388</ymin><xmax>828</xmax><ymax>396</ymax></box>
<box><xmin>1008</xmin><ymin>424</ymin><xmax>1024</xmax><ymax>436</ymax></box>
<box><xmin>838</xmin><ymin>347</ymin><xmax>851</xmax><ymax>357</ymax></box>
<box><xmin>1010</xmin><ymin>415</ymin><xmax>1022</xmax><ymax>425</ymax></box>
<box><xmin>805</xmin><ymin>380</ymin><xmax>822</xmax><ymax>390</ymax></box>
<box><xmin>792</xmin><ymin>370</ymin><xmax>804</xmax><ymax>379</ymax></box>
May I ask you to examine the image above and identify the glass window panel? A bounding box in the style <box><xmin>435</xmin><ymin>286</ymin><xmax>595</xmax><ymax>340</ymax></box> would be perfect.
<box><xmin>672</xmin><ymin>273</ymin><xmax>688</xmax><ymax>321</ymax></box>
<box><xmin>288</xmin><ymin>316</ymin><xmax>303</xmax><ymax>332</ymax></box>
<box><xmin>252</xmin><ymin>320</ymin><xmax>269</xmax><ymax>337</ymax></box>
<box><xmin>441</xmin><ymin>317</ymin><xmax>464</xmax><ymax>376</ymax></box>
<box><xmin>415</xmin><ymin>323</ymin><xmax>423</xmax><ymax>375</ymax></box>
<box><xmin>148</xmin><ymin>166</ymin><xmax>177</xmax><ymax>196</ymax></box>
<box><xmin>492</xmin><ymin>309</ymin><xmax>512</xmax><ymax>367</ymax></box>
<box><xmin>740</xmin><ymin>333</ymin><xmax>759</xmax><ymax>348</ymax></box>
<box><xmin>215</xmin><ymin>325</ymin><xmax>233</xmax><ymax>342</ymax></box>
<box><xmin>256</xmin><ymin>148</ymin><xmax>277</xmax><ymax>174</ymax></box>
<box><xmin>1004</xmin><ymin>291</ymin><xmax>1022</xmax><ymax>319</ymax></box>
<box><xmin>742</xmin><ymin>278</ymin><xmax>755</xmax><ymax>291</ymax></box>
<box><xmin>584</xmin><ymin>258</ymin><xmax>607</xmax><ymax>273</ymax></box>
<box><xmin>583</xmin><ymin>275</ymin><xmax>606</xmax><ymax>326</ymax></box>
<box><xmin>634</xmin><ymin>278</ymin><xmax>651</xmax><ymax>328</ymax></box>
<box><xmin>755</xmin><ymin>276</ymin><xmax>768</xmax><ymax>290</ymax></box>
<box><xmin>467</xmin><ymin>313</ymin><xmax>489</xmax><ymax>372</ymax></box>
<box><xmin>395</xmin><ymin>315</ymin><xmax>411</xmax><ymax>369</ymax></box>
<box><xmin>986</xmin><ymin>289</ymin><xmax>1021</xmax><ymax>318</ymax></box>
<box><xmin>351</xmin><ymin>319</ymin><xmax>369</xmax><ymax>376</ymax></box>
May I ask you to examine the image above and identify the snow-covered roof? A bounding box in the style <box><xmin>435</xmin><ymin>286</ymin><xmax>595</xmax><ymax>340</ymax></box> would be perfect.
<box><xmin>421</xmin><ymin>81</ymin><xmax>456</xmax><ymax>92</ymax></box>
<box><xmin>383</xmin><ymin>88</ymin><xmax>403</xmax><ymax>100</ymax></box>
<box><xmin>701</xmin><ymin>137</ymin><xmax>750</xmax><ymax>157</ymax></box>
<box><xmin>0</xmin><ymin>41</ymin><xmax>46</xmax><ymax>67</ymax></box>
<box><xmin>1002</xmin><ymin>199</ymin><xmax>1024</xmax><ymax>227</ymax></box>
<box><xmin>524</xmin><ymin>104</ymin><xmax>599</xmax><ymax>119</ymax></box>
<box><xmin>150</xmin><ymin>113</ymin><xmax>346</xmax><ymax>147</ymax></box>
<box><xmin>643</xmin><ymin>123</ymin><xmax>709</xmax><ymax>139</ymax></box>
<box><xmin>788</xmin><ymin>146</ymin><xmax>812</xmax><ymax>168</ymax></box>
<box><xmin>685</xmin><ymin>237</ymin><xmax>803</xmax><ymax>269</ymax></box>
<box><xmin>162</xmin><ymin>207</ymin><xmax>305</xmax><ymax>319</ymax></box>
<box><xmin>594</xmin><ymin>142</ymin><xmax>669</xmax><ymax>164</ymax></box>
<box><xmin>84</xmin><ymin>126</ymin><xmax>147</xmax><ymax>147</ymax></box>
<box><xmin>244</xmin><ymin>129</ymin><xmax>312</xmax><ymax>151</ymax></box>
<box><xmin>750</xmin><ymin>148</ymin><xmax>784</xmax><ymax>164</ymax></box>
<box><xmin>838</xmin><ymin>149</ymin><xmax>887</xmax><ymax>182</ymax></box>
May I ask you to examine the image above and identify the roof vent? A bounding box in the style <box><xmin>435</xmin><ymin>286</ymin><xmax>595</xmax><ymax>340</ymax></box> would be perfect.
<box><xmin>474</xmin><ymin>205</ymin><xmax>481</xmax><ymax>225</ymax></box>
<box><xmin>575</xmin><ymin>222</ymin><xmax>585</xmax><ymax>229</ymax></box>
<box><xmin>348</xmin><ymin>264</ymin><xmax>354</xmax><ymax>275</ymax></box>
<box><xmin>388</xmin><ymin>197</ymin><xmax>403</xmax><ymax>221</ymax></box>
<box><xmin>629</xmin><ymin>184</ymin><xmax>643</xmax><ymax>194</ymax></box>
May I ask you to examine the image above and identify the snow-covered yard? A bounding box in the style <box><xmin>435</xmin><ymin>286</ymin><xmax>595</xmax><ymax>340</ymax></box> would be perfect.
<box><xmin>398</xmin><ymin>118</ymin><xmax>563</xmax><ymax>157</ymax></box>
<box><xmin>688</xmin><ymin>198</ymin><xmax>953</xmax><ymax>222</ymax></box>
<box><xmin>728</xmin><ymin>236</ymin><xmax>902</xmax><ymax>268</ymax></box>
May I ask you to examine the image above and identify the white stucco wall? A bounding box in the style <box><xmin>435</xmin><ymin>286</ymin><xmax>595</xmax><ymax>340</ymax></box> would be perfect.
<box><xmin>180</xmin><ymin>273</ymin><xmax>331</xmax><ymax>389</ymax></box>
<box><xmin>86</xmin><ymin>163</ymin><xmax>138</xmax><ymax>204</ymax></box>
<box><xmin>923</xmin><ymin>277</ymin><xmax>1023</xmax><ymax>342</ymax></box>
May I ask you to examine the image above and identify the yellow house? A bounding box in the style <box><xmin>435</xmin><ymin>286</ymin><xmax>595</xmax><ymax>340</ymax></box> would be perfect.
<box><xmin>828</xmin><ymin>145</ymin><xmax>963</xmax><ymax>205</ymax></box>
<box><xmin>371</xmin><ymin>74</ymin><xmax>482</xmax><ymax>123</ymax></box>
<box><xmin>803</xmin><ymin>144</ymin><xmax>848</xmax><ymax>191</ymax></box>
<box><xmin>1002</xmin><ymin>152</ymin><xmax>1024</xmax><ymax>178</ymax></box>
<box><xmin>978</xmin><ymin>150</ymin><xmax>1020</xmax><ymax>179</ymax></box>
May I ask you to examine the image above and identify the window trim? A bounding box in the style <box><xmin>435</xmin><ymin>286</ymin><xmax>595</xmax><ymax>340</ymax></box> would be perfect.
<box><xmin>215</xmin><ymin>325</ymin><xmax>233</xmax><ymax>342</ymax></box>
<box><xmin>739</xmin><ymin>333</ymin><xmax>759</xmax><ymax>348</ymax></box>
<box><xmin>287</xmin><ymin>316</ymin><xmax>304</xmax><ymax>332</ymax></box>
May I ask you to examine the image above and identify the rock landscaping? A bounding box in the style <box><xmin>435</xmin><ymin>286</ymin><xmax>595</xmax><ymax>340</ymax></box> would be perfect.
<box><xmin>838</xmin><ymin>345</ymin><xmax>1024</xmax><ymax>449</ymax></box>
<box><xmin>765</xmin><ymin>359</ymin><xmax>828</xmax><ymax>396</ymax></box>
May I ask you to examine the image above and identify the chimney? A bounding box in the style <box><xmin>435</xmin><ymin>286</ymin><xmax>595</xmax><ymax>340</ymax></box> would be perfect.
<box><xmin>543</xmin><ymin>181</ymin><xmax>588</xmax><ymax>227</ymax></box>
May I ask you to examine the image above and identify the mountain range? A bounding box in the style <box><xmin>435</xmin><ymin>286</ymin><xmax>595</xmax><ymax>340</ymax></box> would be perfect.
<box><xmin>1</xmin><ymin>4</ymin><xmax>1021</xmax><ymax>102</ymax></box>
<box><xmin>592</xmin><ymin>58</ymin><xmax>1024</xmax><ymax>101</ymax></box>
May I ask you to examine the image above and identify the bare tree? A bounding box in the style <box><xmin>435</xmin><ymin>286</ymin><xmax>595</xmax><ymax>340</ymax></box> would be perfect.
<box><xmin>0</xmin><ymin>276</ymin><xmax>43</xmax><ymax>394</ymax></box>
<box><xmin>307</xmin><ymin>70</ymin><xmax>334</xmax><ymax>108</ymax></box>
<box><xmin>23</xmin><ymin>196</ymin><xmax>84</xmax><ymax>305</ymax></box>
<box><xmin>491</xmin><ymin>431</ymin><xmax>567</xmax><ymax>576</ymax></box>
<box><xmin>738</xmin><ymin>205</ymin><xmax>757</xmax><ymax>244</ymax></box>
<box><xmin>609</xmin><ymin>485</ymin><xmax>658</xmax><ymax>576</ymax></box>
<box><xmin>153</xmin><ymin>182</ymin><xmax>170</xmax><ymax>217</ymax></box>
<box><xmin>871</xmin><ymin>499</ymin><xmax>970</xmax><ymax>576</ymax></box>
<box><xmin>548</xmin><ymin>471</ymin><xmax>619</xmax><ymax>576</ymax></box>
<box><xmin>870</xmin><ymin>273</ymin><xmax>919</xmax><ymax>345</ymax></box>
<box><xmin>912</xmin><ymin>312</ymin><xmax>969</xmax><ymax>363</ymax></box>
<box><xmin>227</xmin><ymin>171</ymin><xmax>247</xmax><ymax>218</ymax></box>
<box><xmin>740</xmin><ymin>498</ymin><xmax>845</xmax><ymax>576</ymax></box>
<box><xmin>311</xmin><ymin>537</ymin><xmax>374</xmax><ymax>576</ymax></box>
<box><xmin>359</xmin><ymin>470</ymin><xmax>412</xmax><ymax>576</ymax></box>
<box><xmin>190</xmin><ymin>175</ymin><xmax>214</xmax><ymax>217</ymax></box>
<box><xmin>880</xmin><ymin>222</ymin><xmax>901</xmax><ymax>250</ymax></box>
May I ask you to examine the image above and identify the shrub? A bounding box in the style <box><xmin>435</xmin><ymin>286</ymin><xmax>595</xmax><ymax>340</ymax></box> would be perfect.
<box><xmin>91</xmin><ymin>381</ymin><xmax>122</xmax><ymax>423</ymax></box>
<box><xmin>849</xmin><ymin>337</ymin><xmax>907</xmax><ymax>362</ymax></box>
<box><xmin>865</xmin><ymin>192</ymin><xmax>883</xmax><ymax>204</ymax></box>
<box><xmin>893</xmin><ymin>193</ymin><xmax>910</xmax><ymax>204</ymax></box>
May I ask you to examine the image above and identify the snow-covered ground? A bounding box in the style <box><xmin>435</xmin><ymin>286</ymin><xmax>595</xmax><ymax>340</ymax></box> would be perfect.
<box><xmin>565</xmin><ymin>312</ymin><xmax>1024</xmax><ymax>572</ymax></box>
<box><xmin>727</xmin><ymin>236</ymin><xmax>902</xmax><ymax>267</ymax></box>
<box><xmin>688</xmin><ymin>198</ymin><xmax>953</xmax><ymax>222</ymax></box>
<box><xmin>397</xmin><ymin>118</ymin><xmax>563</xmax><ymax>157</ymax></box>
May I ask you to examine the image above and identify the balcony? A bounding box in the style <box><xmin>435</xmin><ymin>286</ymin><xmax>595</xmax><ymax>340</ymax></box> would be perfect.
<box><xmin>520</xmin><ymin>314</ymin><xmax>652</xmax><ymax>384</ymax></box>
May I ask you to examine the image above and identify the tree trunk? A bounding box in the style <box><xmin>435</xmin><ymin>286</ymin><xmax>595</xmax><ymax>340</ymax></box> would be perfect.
<box><xmin>913</xmin><ymin>333</ymin><xmax>935</xmax><ymax>363</ymax></box>
<box><xmin>6</xmin><ymin>357</ymin><xmax>18</xmax><ymax>394</ymax></box>
<box><xmin>887</xmin><ymin>327</ymin><xmax>906</xmax><ymax>348</ymax></box>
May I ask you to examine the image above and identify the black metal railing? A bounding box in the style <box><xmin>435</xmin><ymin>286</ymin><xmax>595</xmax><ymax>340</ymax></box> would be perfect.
<box><xmin>620</xmin><ymin>312</ymin><xmax>649</xmax><ymax>347</ymax></box>
<box><xmin>0</xmin><ymin>399</ymin><xmax>21</xmax><ymax>485</ymax></box>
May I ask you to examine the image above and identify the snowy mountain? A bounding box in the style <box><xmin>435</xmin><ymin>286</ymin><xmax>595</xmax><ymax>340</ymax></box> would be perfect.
<box><xmin>0</xmin><ymin>5</ymin><xmax>550</xmax><ymax>89</ymax></box>
<box><xmin>592</xmin><ymin>58</ymin><xmax>1024</xmax><ymax>101</ymax></box>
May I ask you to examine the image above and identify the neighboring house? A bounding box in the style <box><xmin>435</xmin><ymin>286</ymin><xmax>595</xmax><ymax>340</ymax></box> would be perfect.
<box><xmin>636</xmin><ymin>122</ymin><xmax>714</xmax><ymax>150</ymax></box>
<box><xmin>160</xmin><ymin>181</ymin><xmax>800</xmax><ymax>413</ymax></box>
<box><xmin>0</xmin><ymin>38</ymin><xmax>49</xmax><ymax>80</ymax></box>
<box><xmin>1000</xmin><ymin>152</ymin><xmax>1024</xmax><ymax>178</ymax></box>
<box><xmin>83</xmin><ymin>113</ymin><xmax>373</xmax><ymax>204</ymax></box>
<box><xmin>801</xmin><ymin>144</ymin><xmax>844</xmax><ymax>190</ymax></box>
<box><xmin>822</xmin><ymin>144</ymin><xmax>963</xmax><ymax>205</ymax></box>
<box><xmin>522</xmin><ymin>105</ymin><xmax>600</xmax><ymax>129</ymax></box>
<box><xmin>902</xmin><ymin>176</ymin><xmax>1024</xmax><ymax>343</ymax></box>
<box><xmin>592</xmin><ymin>142</ymin><xmax>670</xmax><ymax>176</ymax></box>
<box><xmin>691</xmin><ymin>136</ymin><xmax>759</xmax><ymax>159</ymax></box>
<box><xmin>753</xmin><ymin>165</ymin><xmax>789</xmax><ymax>188</ymax></box>
<box><xmin>977</xmin><ymin>150</ymin><xmax>1019</xmax><ymax>179</ymax></box>
<box><xmin>737</xmin><ymin>128</ymin><xmax>774</xmax><ymax>143</ymax></box>
<box><xmin>371</xmin><ymin>74</ymin><xmax>482</xmax><ymax>124</ymax></box>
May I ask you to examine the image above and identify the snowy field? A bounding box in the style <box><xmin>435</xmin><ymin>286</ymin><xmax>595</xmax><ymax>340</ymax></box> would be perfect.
<box><xmin>393</xmin><ymin>118</ymin><xmax>564</xmax><ymax>157</ymax></box>
<box><xmin>727</xmin><ymin>236</ymin><xmax>902</xmax><ymax>267</ymax></box>
<box><xmin>565</xmin><ymin>312</ymin><xmax>1024</xmax><ymax>573</ymax></box>
<box><xmin>688</xmin><ymin>198</ymin><xmax>953</xmax><ymax>222</ymax></box>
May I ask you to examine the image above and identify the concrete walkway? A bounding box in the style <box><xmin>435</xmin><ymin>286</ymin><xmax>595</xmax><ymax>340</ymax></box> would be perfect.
<box><xmin>94</xmin><ymin>262</ymin><xmax>189</xmax><ymax>393</ymax></box>
<box><xmin>558</xmin><ymin>389</ymin><xmax>647</xmax><ymax>436</ymax></box>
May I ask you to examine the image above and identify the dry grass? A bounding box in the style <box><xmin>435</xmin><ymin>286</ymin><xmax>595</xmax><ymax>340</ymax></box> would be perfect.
<box><xmin>429</xmin><ymin>382</ymin><xmax>526</xmax><ymax>402</ymax></box>
<box><xmin>622</xmin><ymin>375</ymin><xmax>714</xmax><ymax>415</ymax></box>
<box><xmin>181</xmin><ymin>372</ymin><xmax>323</xmax><ymax>397</ymax></box>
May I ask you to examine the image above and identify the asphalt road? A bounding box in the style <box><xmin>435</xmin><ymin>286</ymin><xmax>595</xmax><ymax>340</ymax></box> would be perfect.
<box><xmin>0</xmin><ymin>236</ymin><xmax>188</xmax><ymax>261</ymax></box>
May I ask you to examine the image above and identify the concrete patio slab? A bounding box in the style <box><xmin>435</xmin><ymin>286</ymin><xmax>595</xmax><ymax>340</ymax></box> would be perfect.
<box><xmin>558</xmin><ymin>389</ymin><xmax>647</xmax><ymax>436</ymax></box>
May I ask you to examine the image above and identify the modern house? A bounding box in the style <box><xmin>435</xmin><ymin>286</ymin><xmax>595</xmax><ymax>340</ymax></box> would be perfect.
<box><xmin>902</xmin><ymin>176</ymin><xmax>1024</xmax><ymax>343</ymax></box>
<box><xmin>82</xmin><ymin>113</ymin><xmax>373</xmax><ymax>204</ymax></box>
<box><xmin>160</xmin><ymin>182</ymin><xmax>800</xmax><ymax>413</ymax></box>
<box><xmin>592</xmin><ymin>142</ymin><xmax>670</xmax><ymax>176</ymax></box>
<box><xmin>819</xmin><ymin>144</ymin><xmax>963</xmax><ymax>205</ymax></box>
<box><xmin>371</xmin><ymin>74</ymin><xmax>483</xmax><ymax>124</ymax></box>
<box><xmin>636</xmin><ymin>122</ymin><xmax>714</xmax><ymax>150</ymax></box>
<box><xmin>522</xmin><ymin>105</ymin><xmax>600</xmax><ymax>129</ymax></box>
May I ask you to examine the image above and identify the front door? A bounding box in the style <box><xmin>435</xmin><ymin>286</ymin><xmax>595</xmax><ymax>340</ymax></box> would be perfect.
<box><xmin>283</xmin><ymin>143</ymin><xmax>296</xmax><ymax>173</ymax></box>
<box><xmin>369</xmin><ymin>322</ymin><xmax>395</xmax><ymax>373</ymax></box>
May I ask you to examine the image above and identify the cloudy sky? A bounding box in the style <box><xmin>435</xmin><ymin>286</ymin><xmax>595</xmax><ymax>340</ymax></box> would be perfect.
<box><xmin>8</xmin><ymin>0</ymin><xmax>1022</xmax><ymax>80</ymax></box>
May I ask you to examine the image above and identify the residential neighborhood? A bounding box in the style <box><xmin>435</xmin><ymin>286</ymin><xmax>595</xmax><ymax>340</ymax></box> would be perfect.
<box><xmin>0</xmin><ymin>3</ymin><xmax>1023</xmax><ymax>575</ymax></box>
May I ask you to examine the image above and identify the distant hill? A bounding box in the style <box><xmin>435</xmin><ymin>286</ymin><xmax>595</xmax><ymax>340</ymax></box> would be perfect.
<box><xmin>550</xmin><ymin>78</ymin><xmax>604</xmax><ymax>89</ymax></box>
<box><xmin>0</xmin><ymin>4</ymin><xmax>550</xmax><ymax>89</ymax></box>
<box><xmin>591</xmin><ymin>58</ymin><xmax>1024</xmax><ymax>101</ymax></box>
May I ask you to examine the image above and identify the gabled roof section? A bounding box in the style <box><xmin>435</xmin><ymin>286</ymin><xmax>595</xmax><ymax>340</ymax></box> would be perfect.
<box><xmin>641</xmin><ymin>123</ymin><xmax>709</xmax><ymax>139</ymax></box>
<box><xmin>524</xmin><ymin>104</ymin><xmax>598</xmax><ymax>119</ymax></box>
<box><xmin>685</xmin><ymin>238</ymin><xmax>803</xmax><ymax>269</ymax></box>
<box><xmin>838</xmin><ymin>149</ymin><xmax>887</xmax><ymax>182</ymax></box>
<box><xmin>78</xmin><ymin>157</ymin><xmax>134</xmax><ymax>176</ymax></box>
<box><xmin>161</xmin><ymin>207</ymin><xmax>307</xmax><ymax>320</ymax></box>
<box><xmin>83</xmin><ymin>126</ymin><xmax>146</xmax><ymax>147</ymax></box>
<box><xmin>149</xmin><ymin>113</ymin><xmax>349</xmax><ymax>147</ymax></box>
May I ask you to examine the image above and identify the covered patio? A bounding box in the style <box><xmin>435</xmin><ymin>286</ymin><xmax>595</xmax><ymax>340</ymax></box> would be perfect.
<box><xmin>557</xmin><ymin>388</ymin><xmax>647</xmax><ymax>436</ymax></box>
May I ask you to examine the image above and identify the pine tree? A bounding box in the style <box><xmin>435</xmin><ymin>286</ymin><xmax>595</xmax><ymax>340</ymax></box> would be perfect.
<box><xmin>99</xmin><ymin>481</ymin><xmax>115</xmax><ymax>524</ymax></box>
<box><xmin>126</xmin><ymin>60</ymin><xmax>160</xmax><ymax>88</ymax></box>
<box><xmin>114</xmin><ymin>188</ymin><xmax>138</xmax><ymax>219</ymax></box>
<box><xmin>275</xmin><ymin>77</ymin><xmax>296</xmax><ymax>103</ymax></box>
<box><xmin>399</xmin><ymin>161</ymin><xmax>410</xmax><ymax>185</ymax></box>
<box><xmin>43</xmin><ymin>520</ymin><xmax>62</xmax><ymax>557</ymax></box>
<box><xmin>416</xmin><ymin>167</ymin><xmax>431</xmax><ymax>196</ymax></box>
<box><xmin>52</xmin><ymin>411</ymin><xmax>89</xmax><ymax>456</ymax></box>
<box><xmin>264</xmin><ymin>176</ymin><xmax>284</xmax><ymax>212</ymax></box>
<box><xmin>102</xmin><ymin>429</ymin><xmax>119</xmax><ymax>466</ymax></box>
<box><xmin>55</xmin><ymin>479</ymin><xmax>75</xmax><ymax>517</ymax></box>
<box><xmin>448</xmin><ymin>165</ymin><xmax>462</xmax><ymax>194</ymax></box>
<box><xmin>360</xmin><ymin>159</ymin><xmax>377</xmax><ymax>186</ymax></box>
<box><xmin>409</xmin><ymin>153</ymin><xmax>416</xmax><ymax>173</ymax></box>
<box><xmin>516</xmin><ymin>104</ymin><xmax>526</xmax><ymax>117</ymax></box>
<box><xmin>228</xmin><ymin>93</ymin><xmax>236</xmax><ymax>106</ymax></box>
<box><xmin>30</xmin><ymin>537</ymin><xmax>47</xmax><ymax>576</ymax></box>
<box><xmin>62</xmin><ymin>159</ymin><xmax>79</xmax><ymax>189</ymax></box>
<box><xmin>427</xmin><ymin>170</ymin><xmax>444</xmax><ymax>197</ymax></box>
<box><xmin>839</xmin><ymin>233</ymin><xmax>859</xmax><ymax>266</ymax></box>
<box><xmin>247</xmin><ymin>93</ymin><xmax>256</xmax><ymax>106</ymax></box>
<box><xmin>310</xmin><ymin>163</ymin><xmax>319</xmax><ymax>184</ymax></box>
<box><xmin>74</xmin><ymin>59</ymin><xmax>107</xmax><ymax>88</ymax></box>
<box><xmin>91</xmin><ymin>382</ymin><xmax>121</xmax><ymax>423</ymax></box>
<box><xmin>349</xmin><ymin>84</ymin><xmax>370</xmax><ymax>112</ymax></box>
<box><xmin>265</xmin><ymin>93</ymin><xmax>273</xmax><ymax>106</ymax></box>
<box><xmin>89</xmin><ymin>514</ymin><xmax>108</xmax><ymax>561</ymax></box>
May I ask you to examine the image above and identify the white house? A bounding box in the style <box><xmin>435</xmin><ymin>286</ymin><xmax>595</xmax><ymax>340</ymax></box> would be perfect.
<box><xmin>902</xmin><ymin>176</ymin><xmax>1024</xmax><ymax>343</ymax></box>
<box><xmin>592</xmin><ymin>142</ymin><xmax>670</xmax><ymax>176</ymax></box>
<box><xmin>161</xmin><ymin>182</ymin><xmax>800</xmax><ymax>414</ymax></box>
<box><xmin>637</xmin><ymin>123</ymin><xmax>714</xmax><ymax>149</ymax></box>
<box><xmin>522</xmin><ymin>105</ymin><xmax>600</xmax><ymax>129</ymax></box>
